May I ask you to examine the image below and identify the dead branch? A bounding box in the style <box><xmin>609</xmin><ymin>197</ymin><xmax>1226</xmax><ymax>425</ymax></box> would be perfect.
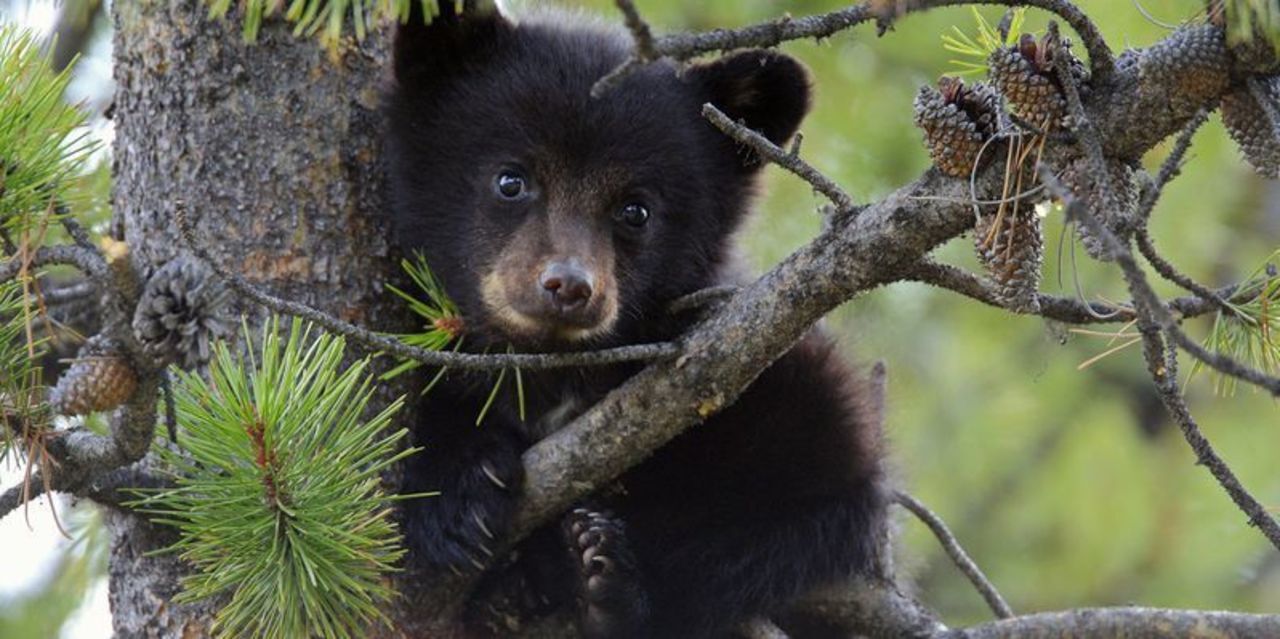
<box><xmin>894</xmin><ymin>491</ymin><xmax>1013</xmax><ymax>619</ymax></box>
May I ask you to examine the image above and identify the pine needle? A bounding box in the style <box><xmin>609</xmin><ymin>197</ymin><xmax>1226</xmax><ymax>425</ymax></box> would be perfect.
<box><xmin>942</xmin><ymin>8</ymin><xmax>1027</xmax><ymax>76</ymax></box>
<box><xmin>1224</xmin><ymin>0</ymin><xmax>1280</xmax><ymax>55</ymax></box>
<box><xmin>0</xmin><ymin>25</ymin><xmax>96</xmax><ymax>241</ymax></box>
<box><xmin>1190</xmin><ymin>252</ymin><xmax>1280</xmax><ymax>395</ymax></box>
<box><xmin>135</xmin><ymin>317</ymin><xmax>417</xmax><ymax>639</ymax></box>
<box><xmin>206</xmin><ymin>0</ymin><xmax>442</xmax><ymax>50</ymax></box>
<box><xmin>383</xmin><ymin>254</ymin><xmax>526</xmax><ymax>423</ymax></box>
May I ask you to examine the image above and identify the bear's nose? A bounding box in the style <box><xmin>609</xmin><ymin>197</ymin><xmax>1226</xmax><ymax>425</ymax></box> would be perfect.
<box><xmin>539</xmin><ymin>261</ymin><xmax>593</xmax><ymax>312</ymax></box>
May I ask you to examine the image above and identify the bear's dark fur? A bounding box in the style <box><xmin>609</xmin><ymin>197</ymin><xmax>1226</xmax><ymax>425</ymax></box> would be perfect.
<box><xmin>386</xmin><ymin>4</ymin><xmax>889</xmax><ymax>637</ymax></box>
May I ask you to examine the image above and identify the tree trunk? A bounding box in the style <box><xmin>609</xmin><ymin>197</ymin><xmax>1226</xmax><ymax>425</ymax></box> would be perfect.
<box><xmin>108</xmin><ymin>2</ymin><xmax>409</xmax><ymax>635</ymax></box>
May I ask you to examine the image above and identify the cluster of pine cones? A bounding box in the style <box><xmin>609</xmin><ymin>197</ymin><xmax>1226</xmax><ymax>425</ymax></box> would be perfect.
<box><xmin>47</xmin><ymin>256</ymin><xmax>231</xmax><ymax>418</ymax></box>
<box><xmin>913</xmin><ymin>22</ymin><xmax>1279</xmax><ymax>312</ymax></box>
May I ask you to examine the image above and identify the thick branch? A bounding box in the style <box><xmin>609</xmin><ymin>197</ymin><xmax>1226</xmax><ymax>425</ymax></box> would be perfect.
<box><xmin>951</xmin><ymin>607</ymin><xmax>1280</xmax><ymax>638</ymax></box>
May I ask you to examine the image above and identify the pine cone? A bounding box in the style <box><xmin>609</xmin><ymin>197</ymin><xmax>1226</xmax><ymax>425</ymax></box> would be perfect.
<box><xmin>1221</xmin><ymin>77</ymin><xmax>1280</xmax><ymax>178</ymax></box>
<box><xmin>49</xmin><ymin>336</ymin><xmax>137</xmax><ymax>416</ymax></box>
<box><xmin>132</xmin><ymin>256</ymin><xmax>233</xmax><ymax>369</ymax></box>
<box><xmin>914</xmin><ymin>77</ymin><xmax>1001</xmax><ymax>177</ymax></box>
<box><xmin>1140</xmin><ymin>24</ymin><xmax>1231</xmax><ymax>111</ymax></box>
<box><xmin>975</xmin><ymin>209</ymin><xmax>1044</xmax><ymax>313</ymax></box>
<box><xmin>1057</xmin><ymin>157</ymin><xmax>1139</xmax><ymax>260</ymax></box>
<box><xmin>988</xmin><ymin>32</ymin><xmax>1084</xmax><ymax>129</ymax></box>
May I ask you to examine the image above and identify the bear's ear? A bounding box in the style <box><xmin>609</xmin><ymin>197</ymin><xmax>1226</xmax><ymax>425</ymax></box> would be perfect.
<box><xmin>689</xmin><ymin>50</ymin><xmax>812</xmax><ymax>170</ymax></box>
<box><xmin>393</xmin><ymin>0</ymin><xmax>511</xmax><ymax>86</ymax></box>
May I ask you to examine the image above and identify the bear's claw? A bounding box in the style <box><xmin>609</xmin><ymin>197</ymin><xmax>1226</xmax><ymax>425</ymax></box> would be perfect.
<box><xmin>563</xmin><ymin>508</ymin><xmax>649</xmax><ymax>639</ymax></box>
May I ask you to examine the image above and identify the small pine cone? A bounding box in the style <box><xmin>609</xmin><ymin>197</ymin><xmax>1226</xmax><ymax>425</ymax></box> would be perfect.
<box><xmin>1057</xmin><ymin>157</ymin><xmax>1139</xmax><ymax>260</ymax></box>
<box><xmin>913</xmin><ymin>77</ymin><xmax>1001</xmax><ymax>177</ymax></box>
<box><xmin>988</xmin><ymin>32</ymin><xmax>1082</xmax><ymax>129</ymax></box>
<box><xmin>1221</xmin><ymin>77</ymin><xmax>1280</xmax><ymax>178</ymax></box>
<box><xmin>975</xmin><ymin>210</ymin><xmax>1044</xmax><ymax>313</ymax></box>
<box><xmin>132</xmin><ymin>256</ymin><xmax>233</xmax><ymax>369</ymax></box>
<box><xmin>1139</xmin><ymin>24</ymin><xmax>1230</xmax><ymax>111</ymax></box>
<box><xmin>49</xmin><ymin>336</ymin><xmax>138</xmax><ymax>416</ymax></box>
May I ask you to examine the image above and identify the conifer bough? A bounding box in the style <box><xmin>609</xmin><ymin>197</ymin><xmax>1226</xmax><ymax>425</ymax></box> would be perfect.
<box><xmin>137</xmin><ymin>318</ymin><xmax>415</xmax><ymax>639</ymax></box>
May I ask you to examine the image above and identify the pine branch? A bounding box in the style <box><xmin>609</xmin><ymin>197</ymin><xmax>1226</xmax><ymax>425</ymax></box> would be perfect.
<box><xmin>594</xmin><ymin>0</ymin><xmax>1113</xmax><ymax>96</ymax></box>
<box><xmin>1036</xmin><ymin>75</ymin><xmax>1280</xmax><ymax>551</ymax></box>
<box><xmin>173</xmin><ymin>204</ymin><xmax>681</xmax><ymax>372</ymax></box>
<box><xmin>703</xmin><ymin>105</ymin><xmax>856</xmax><ymax>213</ymax></box>
<box><xmin>894</xmin><ymin>491</ymin><xmax>1013</xmax><ymax>619</ymax></box>
<box><xmin>0</xmin><ymin>245</ymin><xmax>106</xmax><ymax>283</ymax></box>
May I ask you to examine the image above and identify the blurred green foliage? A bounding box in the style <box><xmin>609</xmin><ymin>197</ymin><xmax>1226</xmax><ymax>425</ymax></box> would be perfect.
<box><xmin>557</xmin><ymin>0</ymin><xmax>1279</xmax><ymax>625</ymax></box>
<box><xmin>0</xmin><ymin>507</ymin><xmax>106</xmax><ymax>638</ymax></box>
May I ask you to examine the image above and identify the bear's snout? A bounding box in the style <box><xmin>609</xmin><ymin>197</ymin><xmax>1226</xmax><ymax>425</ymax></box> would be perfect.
<box><xmin>539</xmin><ymin>259</ymin><xmax>594</xmax><ymax>313</ymax></box>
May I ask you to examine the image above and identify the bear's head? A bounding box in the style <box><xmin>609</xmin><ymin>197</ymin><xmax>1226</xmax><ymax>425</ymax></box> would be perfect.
<box><xmin>386</xmin><ymin>2</ymin><xmax>810</xmax><ymax>349</ymax></box>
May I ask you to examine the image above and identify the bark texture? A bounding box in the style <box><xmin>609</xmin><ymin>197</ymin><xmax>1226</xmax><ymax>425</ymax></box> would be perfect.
<box><xmin>109</xmin><ymin>2</ymin><xmax>407</xmax><ymax>635</ymax></box>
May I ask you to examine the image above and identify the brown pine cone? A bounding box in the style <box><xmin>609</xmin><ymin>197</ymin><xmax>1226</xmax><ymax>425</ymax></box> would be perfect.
<box><xmin>975</xmin><ymin>209</ymin><xmax>1044</xmax><ymax>313</ymax></box>
<box><xmin>988</xmin><ymin>32</ymin><xmax>1084</xmax><ymax>129</ymax></box>
<box><xmin>48</xmin><ymin>336</ymin><xmax>138</xmax><ymax>416</ymax></box>
<box><xmin>913</xmin><ymin>77</ymin><xmax>1001</xmax><ymax>177</ymax></box>
<box><xmin>1140</xmin><ymin>24</ymin><xmax>1231</xmax><ymax>111</ymax></box>
<box><xmin>1221</xmin><ymin>77</ymin><xmax>1280</xmax><ymax>178</ymax></box>
<box><xmin>1057</xmin><ymin>157</ymin><xmax>1139</xmax><ymax>260</ymax></box>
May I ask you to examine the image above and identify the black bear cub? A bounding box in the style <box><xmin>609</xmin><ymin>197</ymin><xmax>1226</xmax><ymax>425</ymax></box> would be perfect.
<box><xmin>386</xmin><ymin>3</ymin><xmax>888</xmax><ymax>637</ymax></box>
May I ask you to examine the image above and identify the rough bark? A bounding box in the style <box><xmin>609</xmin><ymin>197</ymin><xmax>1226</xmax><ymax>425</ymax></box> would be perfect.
<box><xmin>108</xmin><ymin>2</ymin><xmax>409</xmax><ymax>635</ymax></box>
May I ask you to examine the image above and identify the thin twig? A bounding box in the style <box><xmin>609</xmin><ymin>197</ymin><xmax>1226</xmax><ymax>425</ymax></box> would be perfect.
<box><xmin>1136</xmin><ymin>227</ymin><xmax>1229</xmax><ymax>311</ymax></box>
<box><xmin>1143</xmin><ymin>108</ymin><xmax>1211</xmax><ymax>217</ymax></box>
<box><xmin>1041</xmin><ymin>163</ymin><xmax>1280</xmax><ymax>551</ymax></box>
<box><xmin>614</xmin><ymin>0</ymin><xmax>656</xmax><ymax>60</ymax></box>
<box><xmin>905</xmin><ymin>260</ymin><xmax>1136</xmax><ymax>323</ymax></box>
<box><xmin>669</xmin><ymin>285</ymin><xmax>739</xmax><ymax>315</ymax></box>
<box><xmin>592</xmin><ymin>4</ymin><xmax>875</xmax><ymax>96</ymax></box>
<box><xmin>56</xmin><ymin>205</ymin><xmax>98</xmax><ymax>253</ymax></box>
<box><xmin>0</xmin><ymin>245</ymin><xmax>106</xmax><ymax>283</ymax></box>
<box><xmin>0</xmin><ymin>477</ymin><xmax>46</xmax><ymax>520</ymax></box>
<box><xmin>595</xmin><ymin>0</ymin><xmax>1114</xmax><ymax>96</ymax></box>
<box><xmin>702</xmin><ymin>104</ymin><xmax>855</xmax><ymax>212</ymax></box>
<box><xmin>1167</xmin><ymin>325</ymin><xmax>1280</xmax><ymax>395</ymax></box>
<box><xmin>894</xmin><ymin>491</ymin><xmax>1014</xmax><ymax>620</ymax></box>
<box><xmin>1153</xmin><ymin>333</ymin><xmax>1280</xmax><ymax>550</ymax></box>
<box><xmin>38</xmin><ymin>280</ymin><xmax>96</xmax><ymax>306</ymax></box>
<box><xmin>173</xmin><ymin>204</ymin><xmax>681</xmax><ymax>372</ymax></box>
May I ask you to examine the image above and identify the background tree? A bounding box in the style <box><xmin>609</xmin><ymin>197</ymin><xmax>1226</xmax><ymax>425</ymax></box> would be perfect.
<box><xmin>2</xmin><ymin>0</ymin><xmax>1280</xmax><ymax>637</ymax></box>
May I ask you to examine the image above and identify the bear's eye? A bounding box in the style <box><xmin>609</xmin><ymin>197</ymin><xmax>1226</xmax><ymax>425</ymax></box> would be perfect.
<box><xmin>495</xmin><ymin>171</ymin><xmax>527</xmax><ymax>199</ymax></box>
<box><xmin>616</xmin><ymin>203</ymin><xmax>650</xmax><ymax>228</ymax></box>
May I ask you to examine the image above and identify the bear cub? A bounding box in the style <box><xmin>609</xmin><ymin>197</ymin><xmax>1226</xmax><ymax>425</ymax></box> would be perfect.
<box><xmin>386</xmin><ymin>3</ymin><xmax>889</xmax><ymax>637</ymax></box>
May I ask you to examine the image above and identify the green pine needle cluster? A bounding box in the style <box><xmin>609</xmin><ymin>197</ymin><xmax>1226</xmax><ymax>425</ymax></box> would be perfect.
<box><xmin>942</xmin><ymin>8</ymin><xmax>1027</xmax><ymax>76</ymax></box>
<box><xmin>0</xmin><ymin>24</ymin><xmax>96</xmax><ymax>239</ymax></box>
<box><xmin>1192</xmin><ymin>251</ymin><xmax>1280</xmax><ymax>396</ymax></box>
<box><xmin>1225</xmin><ymin>0</ymin><xmax>1280</xmax><ymax>54</ymax></box>
<box><xmin>207</xmin><ymin>0</ymin><xmax>434</xmax><ymax>47</ymax></box>
<box><xmin>0</xmin><ymin>278</ymin><xmax>47</xmax><ymax>466</ymax></box>
<box><xmin>382</xmin><ymin>253</ymin><xmax>463</xmax><ymax>383</ymax></box>
<box><xmin>139</xmin><ymin>317</ymin><xmax>417</xmax><ymax>639</ymax></box>
<box><xmin>383</xmin><ymin>254</ymin><xmax>525</xmax><ymax>424</ymax></box>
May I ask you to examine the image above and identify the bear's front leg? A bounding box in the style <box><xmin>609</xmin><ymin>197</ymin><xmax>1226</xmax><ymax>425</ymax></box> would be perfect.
<box><xmin>401</xmin><ymin>414</ymin><xmax>524</xmax><ymax>576</ymax></box>
<box><xmin>564</xmin><ymin>508</ymin><xmax>650</xmax><ymax>639</ymax></box>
